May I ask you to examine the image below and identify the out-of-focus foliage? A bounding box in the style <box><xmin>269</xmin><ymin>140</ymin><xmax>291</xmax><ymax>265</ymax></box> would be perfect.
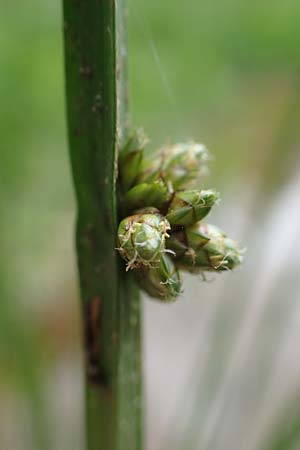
<box><xmin>129</xmin><ymin>0</ymin><xmax>300</xmax><ymax>190</ymax></box>
<box><xmin>0</xmin><ymin>0</ymin><xmax>299</xmax><ymax>449</ymax></box>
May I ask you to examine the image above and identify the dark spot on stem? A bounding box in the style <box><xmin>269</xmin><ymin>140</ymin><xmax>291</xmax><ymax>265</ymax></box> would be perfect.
<box><xmin>73</xmin><ymin>126</ymin><xmax>84</xmax><ymax>136</ymax></box>
<box><xmin>84</xmin><ymin>296</ymin><xmax>108</xmax><ymax>385</ymax></box>
<box><xmin>79</xmin><ymin>65</ymin><xmax>93</xmax><ymax>78</ymax></box>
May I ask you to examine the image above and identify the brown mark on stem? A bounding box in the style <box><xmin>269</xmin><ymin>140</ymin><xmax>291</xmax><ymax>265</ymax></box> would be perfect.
<box><xmin>79</xmin><ymin>65</ymin><xmax>93</xmax><ymax>78</ymax></box>
<box><xmin>84</xmin><ymin>296</ymin><xmax>107</xmax><ymax>386</ymax></box>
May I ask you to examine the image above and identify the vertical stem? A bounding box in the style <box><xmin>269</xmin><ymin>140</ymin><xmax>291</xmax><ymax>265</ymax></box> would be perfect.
<box><xmin>62</xmin><ymin>1</ymin><xmax>142</xmax><ymax>449</ymax></box>
<box><xmin>116</xmin><ymin>1</ymin><xmax>143</xmax><ymax>447</ymax></box>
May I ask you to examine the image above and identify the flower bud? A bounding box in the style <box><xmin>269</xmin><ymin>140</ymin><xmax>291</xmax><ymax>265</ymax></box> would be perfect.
<box><xmin>135</xmin><ymin>254</ymin><xmax>181</xmax><ymax>302</ymax></box>
<box><xmin>167</xmin><ymin>222</ymin><xmax>243</xmax><ymax>272</ymax></box>
<box><xmin>122</xmin><ymin>180</ymin><xmax>171</xmax><ymax>215</ymax></box>
<box><xmin>119</xmin><ymin>128</ymin><xmax>148</xmax><ymax>192</ymax></box>
<box><xmin>166</xmin><ymin>189</ymin><xmax>220</xmax><ymax>227</ymax></box>
<box><xmin>139</xmin><ymin>142</ymin><xmax>210</xmax><ymax>190</ymax></box>
<box><xmin>117</xmin><ymin>210</ymin><xmax>170</xmax><ymax>270</ymax></box>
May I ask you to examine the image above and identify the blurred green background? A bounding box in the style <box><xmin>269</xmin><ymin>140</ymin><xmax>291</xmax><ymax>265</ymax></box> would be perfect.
<box><xmin>1</xmin><ymin>0</ymin><xmax>300</xmax><ymax>449</ymax></box>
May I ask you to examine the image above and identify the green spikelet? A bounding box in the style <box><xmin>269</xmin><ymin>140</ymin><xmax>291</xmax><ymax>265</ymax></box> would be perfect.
<box><xmin>119</xmin><ymin>128</ymin><xmax>148</xmax><ymax>192</ymax></box>
<box><xmin>135</xmin><ymin>254</ymin><xmax>181</xmax><ymax>302</ymax></box>
<box><xmin>166</xmin><ymin>189</ymin><xmax>220</xmax><ymax>227</ymax></box>
<box><xmin>117</xmin><ymin>210</ymin><xmax>170</xmax><ymax>270</ymax></box>
<box><xmin>122</xmin><ymin>180</ymin><xmax>171</xmax><ymax>215</ymax></box>
<box><xmin>167</xmin><ymin>222</ymin><xmax>243</xmax><ymax>272</ymax></box>
<box><xmin>138</xmin><ymin>142</ymin><xmax>209</xmax><ymax>190</ymax></box>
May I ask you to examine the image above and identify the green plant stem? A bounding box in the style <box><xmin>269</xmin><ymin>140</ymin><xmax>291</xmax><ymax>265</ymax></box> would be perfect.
<box><xmin>62</xmin><ymin>1</ymin><xmax>142</xmax><ymax>449</ymax></box>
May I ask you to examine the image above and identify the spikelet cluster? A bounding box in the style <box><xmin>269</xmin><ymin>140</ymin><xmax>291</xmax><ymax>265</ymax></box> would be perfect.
<box><xmin>117</xmin><ymin>129</ymin><xmax>243</xmax><ymax>302</ymax></box>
